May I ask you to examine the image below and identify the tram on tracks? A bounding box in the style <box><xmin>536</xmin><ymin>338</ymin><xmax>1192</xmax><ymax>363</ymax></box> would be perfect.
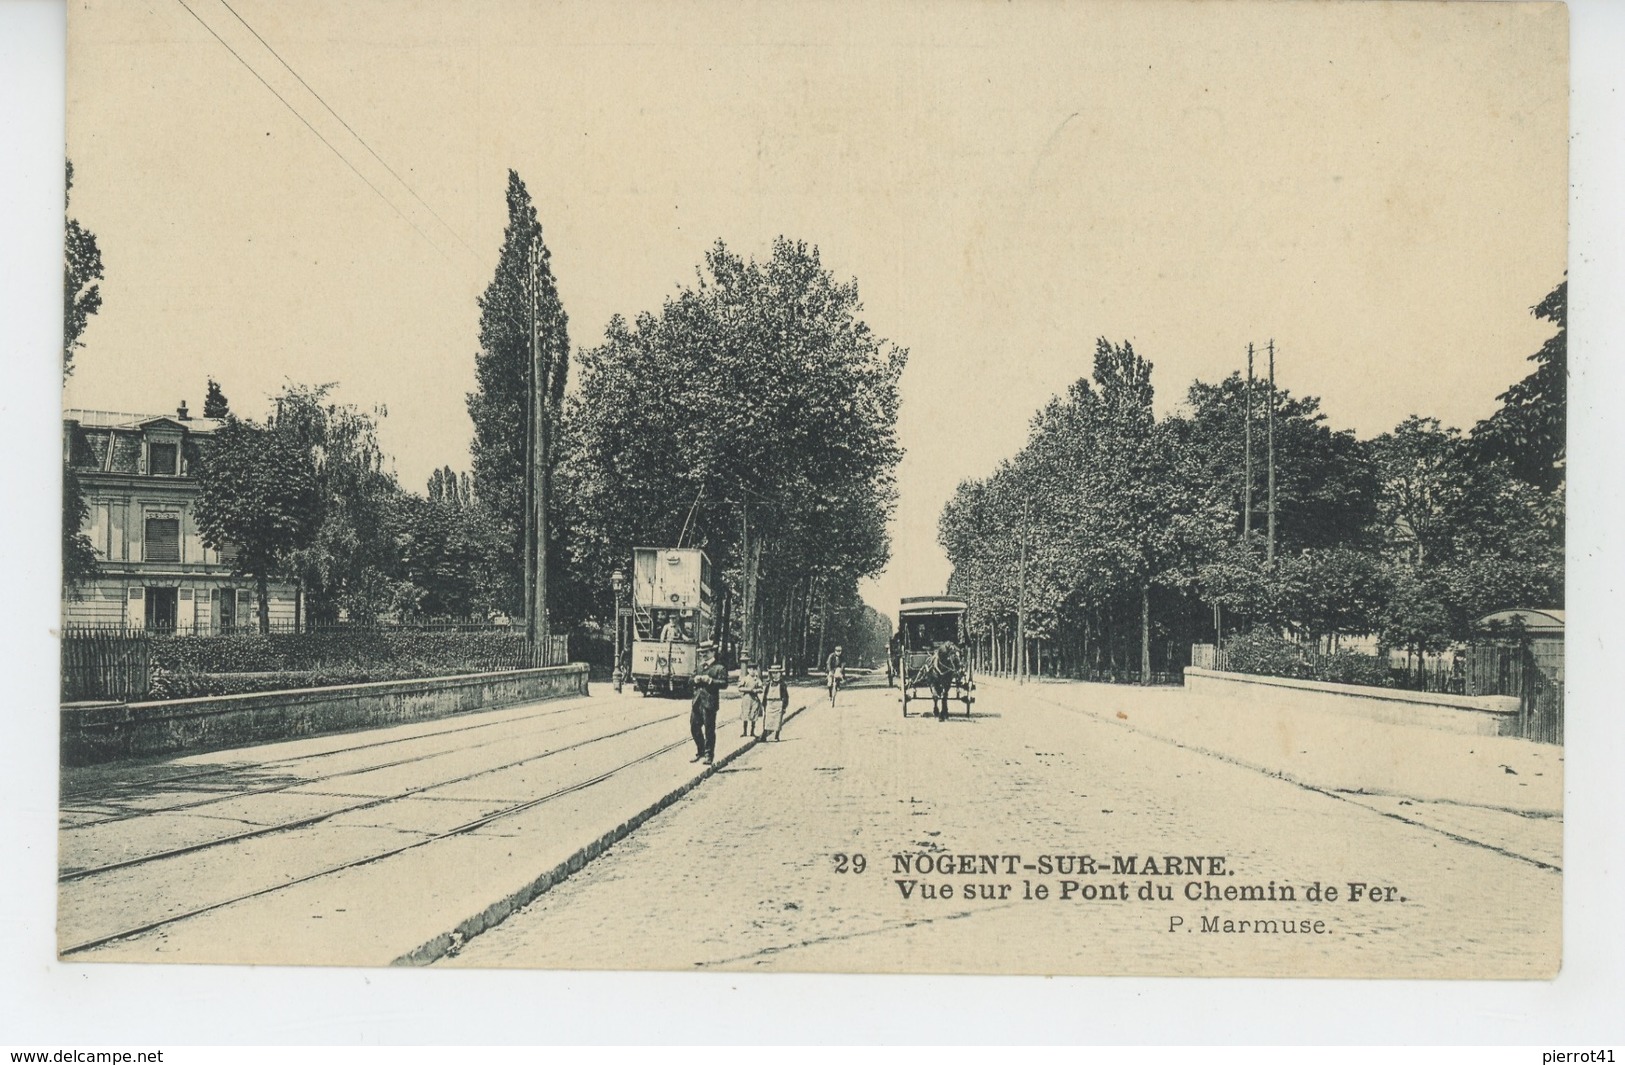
<box><xmin>628</xmin><ymin>546</ymin><xmax>713</xmax><ymax>698</ymax></box>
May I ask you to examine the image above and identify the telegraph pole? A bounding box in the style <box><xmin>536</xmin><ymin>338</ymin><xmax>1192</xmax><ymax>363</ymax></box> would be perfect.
<box><xmin>526</xmin><ymin>240</ymin><xmax>550</xmax><ymax>652</ymax></box>
<box><xmin>1243</xmin><ymin>343</ymin><xmax>1254</xmax><ymax>544</ymax></box>
<box><xmin>1266</xmin><ymin>339</ymin><xmax>1277</xmax><ymax>567</ymax></box>
<box><xmin>522</xmin><ymin>245</ymin><xmax>535</xmax><ymax>649</ymax></box>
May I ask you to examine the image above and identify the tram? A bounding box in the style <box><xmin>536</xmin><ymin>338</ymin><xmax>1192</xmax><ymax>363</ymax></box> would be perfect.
<box><xmin>628</xmin><ymin>546</ymin><xmax>713</xmax><ymax>698</ymax></box>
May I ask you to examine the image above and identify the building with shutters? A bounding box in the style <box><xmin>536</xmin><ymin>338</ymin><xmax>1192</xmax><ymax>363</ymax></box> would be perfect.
<box><xmin>62</xmin><ymin>405</ymin><xmax>299</xmax><ymax>632</ymax></box>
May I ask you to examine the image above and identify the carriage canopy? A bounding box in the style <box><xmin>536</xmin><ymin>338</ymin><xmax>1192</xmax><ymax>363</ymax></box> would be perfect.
<box><xmin>897</xmin><ymin>597</ymin><xmax>968</xmax><ymax>649</ymax></box>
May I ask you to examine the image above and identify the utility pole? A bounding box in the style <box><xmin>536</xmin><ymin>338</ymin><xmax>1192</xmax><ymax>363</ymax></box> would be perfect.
<box><xmin>739</xmin><ymin>503</ymin><xmax>756</xmax><ymax>665</ymax></box>
<box><xmin>1243</xmin><ymin>343</ymin><xmax>1254</xmax><ymax>544</ymax></box>
<box><xmin>1017</xmin><ymin>499</ymin><xmax>1029</xmax><ymax>684</ymax></box>
<box><xmin>522</xmin><ymin>248</ymin><xmax>535</xmax><ymax>651</ymax></box>
<box><xmin>1266</xmin><ymin>339</ymin><xmax>1277</xmax><ymax>567</ymax></box>
<box><xmin>525</xmin><ymin>240</ymin><xmax>550</xmax><ymax>653</ymax></box>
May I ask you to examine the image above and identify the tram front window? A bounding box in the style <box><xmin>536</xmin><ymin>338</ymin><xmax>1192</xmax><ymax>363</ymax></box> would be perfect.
<box><xmin>655</xmin><ymin>611</ymin><xmax>697</xmax><ymax>642</ymax></box>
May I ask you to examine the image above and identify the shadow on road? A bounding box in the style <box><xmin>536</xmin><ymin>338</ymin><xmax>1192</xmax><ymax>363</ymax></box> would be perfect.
<box><xmin>900</xmin><ymin>712</ymin><xmax>1003</xmax><ymax>722</ymax></box>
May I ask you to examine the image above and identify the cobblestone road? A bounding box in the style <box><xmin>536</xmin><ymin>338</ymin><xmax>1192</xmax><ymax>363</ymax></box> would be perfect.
<box><xmin>444</xmin><ymin>675</ymin><xmax>1561</xmax><ymax>977</ymax></box>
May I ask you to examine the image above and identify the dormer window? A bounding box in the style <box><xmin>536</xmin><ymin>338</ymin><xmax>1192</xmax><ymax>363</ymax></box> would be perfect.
<box><xmin>149</xmin><ymin>441</ymin><xmax>178</xmax><ymax>476</ymax></box>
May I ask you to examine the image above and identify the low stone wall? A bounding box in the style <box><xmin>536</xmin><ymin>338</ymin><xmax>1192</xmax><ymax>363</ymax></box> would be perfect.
<box><xmin>1183</xmin><ymin>667</ymin><xmax>1520</xmax><ymax>737</ymax></box>
<box><xmin>61</xmin><ymin>664</ymin><xmax>590</xmax><ymax>767</ymax></box>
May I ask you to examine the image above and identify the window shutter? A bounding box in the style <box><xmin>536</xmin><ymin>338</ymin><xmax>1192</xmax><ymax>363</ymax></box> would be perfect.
<box><xmin>145</xmin><ymin>518</ymin><xmax>180</xmax><ymax>562</ymax></box>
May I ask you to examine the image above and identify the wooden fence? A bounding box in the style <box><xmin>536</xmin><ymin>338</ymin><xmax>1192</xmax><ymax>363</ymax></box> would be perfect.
<box><xmin>61</xmin><ymin>628</ymin><xmax>152</xmax><ymax>702</ymax></box>
<box><xmin>1466</xmin><ymin>639</ymin><xmax>1564</xmax><ymax>745</ymax></box>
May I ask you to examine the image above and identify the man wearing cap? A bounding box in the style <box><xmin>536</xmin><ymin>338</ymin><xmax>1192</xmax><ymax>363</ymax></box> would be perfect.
<box><xmin>690</xmin><ymin>641</ymin><xmax>728</xmax><ymax>764</ymax></box>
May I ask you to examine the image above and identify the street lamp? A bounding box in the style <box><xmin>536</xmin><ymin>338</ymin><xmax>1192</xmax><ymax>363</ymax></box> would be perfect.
<box><xmin>611</xmin><ymin>568</ymin><xmax>626</xmax><ymax>692</ymax></box>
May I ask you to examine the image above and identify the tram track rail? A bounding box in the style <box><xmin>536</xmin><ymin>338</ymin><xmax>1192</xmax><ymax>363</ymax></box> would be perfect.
<box><xmin>60</xmin><ymin>696</ymin><xmax>600</xmax><ymax>807</ymax></box>
<box><xmin>59</xmin><ymin>732</ymin><xmax>693</xmax><ymax>957</ymax></box>
<box><xmin>60</xmin><ymin>699</ymin><xmax>651</xmax><ymax>830</ymax></box>
<box><xmin>59</xmin><ymin>710</ymin><xmax>684</xmax><ymax>883</ymax></box>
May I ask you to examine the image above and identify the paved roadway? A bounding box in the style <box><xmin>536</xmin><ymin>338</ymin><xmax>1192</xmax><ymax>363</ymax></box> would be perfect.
<box><xmin>59</xmin><ymin>673</ymin><xmax>1562</xmax><ymax>976</ymax></box>
<box><xmin>442</xmin><ymin>674</ymin><xmax>1562</xmax><ymax>977</ymax></box>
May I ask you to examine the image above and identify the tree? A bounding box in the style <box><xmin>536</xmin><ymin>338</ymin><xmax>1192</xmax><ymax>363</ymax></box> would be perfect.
<box><xmin>1369</xmin><ymin>416</ymin><xmax>1460</xmax><ymax>566</ymax></box>
<box><xmin>1275</xmin><ymin>546</ymin><xmax>1387</xmax><ymax>649</ymax></box>
<box><xmin>1371</xmin><ymin>412</ymin><xmax>1561</xmax><ymax>633</ymax></box>
<box><xmin>62</xmin><ymin>462</ymin><xmax>101</xmax><ymax>597</ymax></box>
<box><xmin>941</xmin><ymin>339</ymin><xmax>1229</xmax><ymax>682</ymax></box>
<box><xmin>204</xmin><ymin>379</ymin><xmax>231</xmax><ymax>419</ymax></box>
<box><xmin>194</xmin><ymin>418</ymin><xmax>321</xmax><ymax>632</ymax></box>
<box><xmin>1170</xmin><ymin>374</ymin><xmax>1379</xmax><ymax>554</ymax></box>
<box><xmin>271</xmin><ymin>384</ymin><xmax>410</xmax><ymax>623</ymax></box>
<box><xmin>1430</xmin><ymin>460</ymin><xmax>1563</xmax><ymax>623</ymax></box>
<box><xmin>1379</xmin><ymin>562</ymin><xmax>1454</xmax><ymax>683</ymax></box>
<box><xmin>63</xmin><ymin>160</ymin><xmax>104</xmax><ymax>379</ymax></box>
<box><xmin>941</xmin><ymin>285</ymin><xmax>1563</xmax><ymax>686</ymax></box>
<box><xmin>398</xmin><ymin>466</ymin><xmax>506</xmax><ymax>619</ymax></box>
<box><xmin>63</xmin><ymin>159</ymin><xmax>104</xmax><ymax>595</ymax></box>
<box><xmin>1470</xmin><ymin>280</ymin><xmax>1566</xmax><ymax>492</ymax></box>
<box><xmin>563</xmin><ymin>237</ymin><xmax>906</xmax><ymax>665</ymax></box>
<box><xmin>466</xmin><ymin>170</ymin><xmax>571</xmax><ymax>620</ymax></box>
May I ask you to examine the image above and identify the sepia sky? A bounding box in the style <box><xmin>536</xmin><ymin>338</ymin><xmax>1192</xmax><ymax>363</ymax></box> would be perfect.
<box><xmin>63</xmin><ymin>0</ymin><xmax>1568</xmax><ymax>615</ymax></box>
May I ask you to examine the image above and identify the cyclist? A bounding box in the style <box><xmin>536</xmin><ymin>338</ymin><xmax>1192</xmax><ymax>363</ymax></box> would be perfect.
<box><xmin>825</xmin><ymin>645</ymin><xmax>845</xmax><ymax>706</ymax></box>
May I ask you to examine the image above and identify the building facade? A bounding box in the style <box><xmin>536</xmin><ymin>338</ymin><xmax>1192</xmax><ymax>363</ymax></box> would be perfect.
<box><xmin>62</xmin><ymin>405</ymin><xmax>299</xmax><ymax>632</ymax></box>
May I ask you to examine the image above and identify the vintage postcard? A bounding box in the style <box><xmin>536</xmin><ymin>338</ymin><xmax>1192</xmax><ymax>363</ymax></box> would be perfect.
<box><xmin>57</xmin><ymin>0</ymin><xmax>1567</xmax><ymax>978</ymax></box>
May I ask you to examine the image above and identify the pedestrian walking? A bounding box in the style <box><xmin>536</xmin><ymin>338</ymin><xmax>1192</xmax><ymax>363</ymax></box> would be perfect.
<box><xmin>763</xmin><ymin>663</ymin><xmax>788</xmax><ymax>741</ymax></box>
<box><xmin>738</xmin><ymin>655</ymin><xmax>765</xmax><ymax>737</ymax></box>
<box><xmin>690</xmin><ymin>641</ymin><xmax>728</xmax><ymax>764</ymax></box>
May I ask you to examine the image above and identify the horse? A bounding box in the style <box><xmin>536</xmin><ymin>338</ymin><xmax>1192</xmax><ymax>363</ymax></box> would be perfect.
<box><xmin>925</xmin><ymin>642</ymin><xmax>966</xmax><ymax>721</ymax></box>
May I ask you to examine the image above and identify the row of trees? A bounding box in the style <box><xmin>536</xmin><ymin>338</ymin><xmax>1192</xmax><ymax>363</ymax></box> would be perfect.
<box><xmin>457</xmin><ymin>172</ymin><xmax>905</xmax><ymax>664</ymax></box>
<box><xmin>938</xmin><ymin>283</ymin><xmax>1566</xmax><ymax>682</ymax></box>
<box><xmin>554</xmin><ymin>234</ymin><xmax>905</xmax><ymax>666</ymax></box>
<box><xmin>192</xmin><ymin>383</ymin><xmax>510</xmax><ymax>629</ymax></box>
<box><xmin>182</xmin><ymin>172</ymin><xmax>905</xmax><ymax>655</ymax></box>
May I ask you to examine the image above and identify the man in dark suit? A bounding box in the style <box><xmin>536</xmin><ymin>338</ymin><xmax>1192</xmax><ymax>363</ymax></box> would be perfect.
<box><xmin>690</xmin><ymin>641</ymin><xmax>728</xmax><ymax>765</ymax></box>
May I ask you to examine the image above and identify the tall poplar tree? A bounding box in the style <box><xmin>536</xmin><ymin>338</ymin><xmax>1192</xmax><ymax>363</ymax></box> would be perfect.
<box><xmin>466</xmin><ymin>171</ymin><xmax>570</xmax><ymax>617</ymax></box>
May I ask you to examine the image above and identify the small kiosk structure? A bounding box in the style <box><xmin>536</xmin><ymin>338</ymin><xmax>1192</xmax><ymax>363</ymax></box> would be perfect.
<box><xmin>1467</xmin><ymin>607</ymin><xmax>1564</xmax><ymax>744</ymax></box>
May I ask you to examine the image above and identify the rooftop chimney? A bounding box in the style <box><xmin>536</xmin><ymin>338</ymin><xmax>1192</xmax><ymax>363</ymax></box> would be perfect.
<box><xmin>177</xmin><ymin>400</ymin><xmax>190</xmax><ymax>421</ymax></box>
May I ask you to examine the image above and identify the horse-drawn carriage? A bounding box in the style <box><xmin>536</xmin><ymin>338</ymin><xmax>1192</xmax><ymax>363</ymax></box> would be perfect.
<box><xmin>895</xmin><ymin>596</ymin><xmax>975</xmax><ymax>720</ymax></box>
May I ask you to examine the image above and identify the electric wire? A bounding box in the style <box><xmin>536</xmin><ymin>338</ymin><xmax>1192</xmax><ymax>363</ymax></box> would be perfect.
<box><xmin>212</xmin><ymin>0</ymin><xmax>479</xmax><ymax>258</ymax></box>
<box><xmin>171</xmin><ymin>0</ymin><xmax>453</xmax><ymax>264</ymax></box>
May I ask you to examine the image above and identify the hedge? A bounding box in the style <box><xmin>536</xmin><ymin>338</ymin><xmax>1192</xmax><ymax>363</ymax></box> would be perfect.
<box><xmin>149</xmin><ymin>629</ymin><xmax>536</xmax><ymax>675</ymax></box>
<box><xmin>1223</xmin><ymin>630</ymin><xmax>1395</xmax><ymax>688</ymax></box>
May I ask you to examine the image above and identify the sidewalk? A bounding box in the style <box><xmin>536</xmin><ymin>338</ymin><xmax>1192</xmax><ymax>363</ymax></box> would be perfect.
<box><xmin>995</xmin><ymin>675</ymin><xmax>1563</xmax><ymax>868</ymax></box>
